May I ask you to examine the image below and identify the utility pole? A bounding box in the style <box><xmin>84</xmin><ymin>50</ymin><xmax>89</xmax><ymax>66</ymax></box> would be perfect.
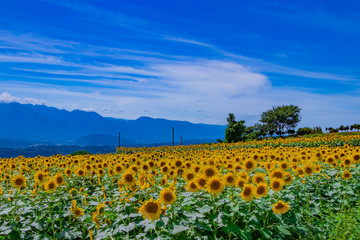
<box><xmin>172</xmin><ymin>127</ymin><xmax>174</xmax><ymax>147</ymax></box>
<box><xmin>118</xmin><ymin>132</ymin><xmax>120</xmax><ymax>148</ymax></box>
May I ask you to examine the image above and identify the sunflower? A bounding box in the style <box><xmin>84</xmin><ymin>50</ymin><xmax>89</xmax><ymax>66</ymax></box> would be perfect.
<box><xmin>241</xmin><ymin>184</ymin><xmax>255</xmax><ymax>201</ymax></box>
<box><xmin>270</xmin><ymin>179</ymin><xmax>283</xmax><ymax>192</ymax></box>
<box><xmin>159</xmin><ymin>188</ymin><xmax>177</xmax><ymax>205</ymax></box>
<box><xmin>64</xmin><ymin>168</ymin><xmax>72</xmax><ymax>177</ymax></box>
<box><xmin>342</xmin><ymin>170</ymin><xmax>352</xmax><ymax>180</ymax></box>
<box><xmin>342</xmin><ymin>158</ymin><xmax>352</xmax><ymax>168</ymax></box>
<box><xmin>72</xmin><ymin>207</ymin><xmax>84</xmax><ymax>218</ymax></box>
<box><xmin>138</xmin><ymin>198</ymin><xmax>161</xmax><ymax>221</ymax></box>
<box><xmin>184</xmin><ymin>171</ymin><xmax>195</xmax><ymax>182</ymax></box>
<box><xmin>296</xmin><ymin>167</ymin><xmax>305</xmax><ymax>178</ymax></box>
<box><xmin>44</xmin><ymin>179</ymin><xmax>57</xmax><ymax>192</ymax></box>
<box><xmin>11</xmin><ymin>175</ymin><xmax>27</xmax><ymax>188</ymax></box>
<box><xmin>326</xmin><ymin>156</ymin><xmax>335</xmax><ymax>165</ymax></box>
<box><xmin>122</xmin><ymin>171</ymin><xmax>136</xmax><ymax>185</ymax></box>
<box><xmin>236</xmin><ymin>178</ymin><xmax>247</xmax><ymax>189</ymax></box>
<box><xmin>97</xmin><ymin>168</ymin><xmax>105</xmax><ymax>177</ymax></box>
<box><xmin>51</xmin><ymin>173</ymin><xmax>63</xmax><ymax>186</ymax></box>
<box><xmin>270</xmin><ymin>169</ymin><xmax>285</xmax><ymax>180</ymax></box>
<box><xmin>141</xmin><ymin>163</ymin><xmax>150</xmax><ymax>172</ymax></box>
<box><xmin>243</xmin><ymin>160</ymin><xmax>256</xmax><ymax>172</ymax></box>
<box><xmin>174</xmin><ymin>160</ymin><xmax>183</xmax><ymax>168</ymax></box>
<box><xmin>203</xmin><ymin>166</ymin><xmax>218</xmax><ymax>179</ymax></box>
<box><xmin>161</xmin><ymin>176</ymin><xmax>168</xmax><ymax>186</ymax></box>
<box><xmin>303</xmin><ymin>164</ymin><xmax>314</xmax><ymax>176</ymax></box>
<box><xmin>252</xmin><ymin>172</ymin><xmax>266</xmax><ymax>185</ymax></box>
<box><xmin>161</xmin><ymin>165</ymin><xmax>170</xmax><ymax>175</ymax></box>
<box><xmin>206</xmin><ymin>176</ymin><xmax>224</xmax><ymax>196</ymax></box>
<box><xmin>352</xmin><ymin>153</ymin><xmax>360</xmax><ymax>163</ymax></box>
<box><xmin>187</xmin><ymin>180</ymin><xmax>199</xmax><ymax>193</ymax></box>
<box><xmin>234</xmin><ymin>164</ymin><xmax>242</xmax><ymax>172</ymax></box>
<box><xmin>34</xmin><ymin>171</ymin><xmax>45</xmax><ymax>183</ymax></box>
<box><xmin>283</xmin><ymin>173</ymin><xmax>293</xmax><ymax>185</ymax></box>
<box><xmin>279</xmin><ymin>161</ymin><xmax>289</xmax><ymax>170</ymax></box>
<box><xmin>223</xmin><ymin>173</ymin><xmax>236</xmax><ymax>187</ymax></box>
<box><xmin>255</xmin><ymin>183</ymin><xmax>268</xmax><ymax>198</ymax></box>
<box><xmin>76</xmin><ymin>168</ymin><xmax>86</xmax><ymax>177</ymax></box>
<box><xmin>195</xmin><ymin>175</ymin><xmax>207</xmax><ymax>189</ymax></box>
<box><xmin>272</xmin><ymin>200</ymin><xmax>290</xmax><ymax>214</ymax></box>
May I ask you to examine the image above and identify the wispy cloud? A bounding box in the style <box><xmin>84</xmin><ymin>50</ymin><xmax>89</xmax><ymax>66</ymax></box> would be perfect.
<box><xmin>0</xmin><ymin>92</ymin><xmax>46</xmax><ymax>105</ymax></box>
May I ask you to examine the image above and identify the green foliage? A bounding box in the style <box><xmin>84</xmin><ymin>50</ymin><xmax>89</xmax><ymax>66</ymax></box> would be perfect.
<box><xmin>260</xmin><ymin>105</ymin><xmax>301</xmax><ymax>137</ymax></box>
<box><xmin>224</xmin><ymin>113</ymin><xmax>247</xmax><ymax>143</ymax></box>
<box><xmin>70</xmin><ymin>150</ymin><xmax>91</xmax><ymax>156</ymax></box>
<box><xmin>297</xmin><ymin>126</ymin><xmax>323</xmax><ymax>136</ymax></box>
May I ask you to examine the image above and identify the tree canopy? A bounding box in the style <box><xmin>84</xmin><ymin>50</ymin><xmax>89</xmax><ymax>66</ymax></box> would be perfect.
<box><xmin>260</xmin><ymin>105</ymin><xmax>301</xmax><ymax>137</ymax></box>
<box><xmin>225</xmin><ymin>113</ymin><xmax>246</xmax><ymax>143</ymax></box>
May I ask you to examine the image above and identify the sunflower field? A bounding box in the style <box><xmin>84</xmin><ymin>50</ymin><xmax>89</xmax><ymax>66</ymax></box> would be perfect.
<box><xmin>1</xmin><ymin>133</ymin><xmax>360</xmax><ymax>240</ymax></box>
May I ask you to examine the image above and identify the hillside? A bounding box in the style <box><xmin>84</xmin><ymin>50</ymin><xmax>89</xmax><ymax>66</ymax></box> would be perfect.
<box><xmin>0</xmin><ymin>102</ymin><xmax>225</xmax><ymax>147</ymax></box>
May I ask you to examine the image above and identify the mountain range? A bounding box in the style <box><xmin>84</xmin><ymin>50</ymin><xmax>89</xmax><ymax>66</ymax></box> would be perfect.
<box><xmin>0</xmin><ymin>102</ymin><xmax>225</xmax><ymax>148</ymax></box>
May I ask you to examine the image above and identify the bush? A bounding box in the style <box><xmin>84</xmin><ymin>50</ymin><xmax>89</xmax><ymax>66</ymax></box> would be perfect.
<box><xmin>71</xmin><ymin>150</ymin><xmax>91</xmax><ymax>156</ymax></box>
<box><xmin>297</xmin><ymin>126</ymin><xmax>323</xmax><ymax>135</ymax></box>
<box><xmin>297</xmin><ymin>127</ymin><xmax>313</xmax><ymax>135</ymax></box>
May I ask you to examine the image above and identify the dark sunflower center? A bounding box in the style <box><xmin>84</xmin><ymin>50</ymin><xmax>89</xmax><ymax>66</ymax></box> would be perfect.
<box><xmin>56</xmin><ymin>177</ymin><xmax>63</xmax><ymax>184</ymax></box>
<box><xmin>205</xmin><ymin>169</ymin><xmax>215</xmax><ymax>177</ymax></box>
<box><xmin>243</xmin><ymin>187</ymin><xmax>252</xmax><ymax>196</ymax></box>
<box><xmin>145</xmin><ymin>202</ymin><xmax>158</xmax><ymax>213</ymax></box>
<box><xmin>275</xmin><ymin>203</ymin><xmax>285</xmax><ymax>210</ymax></box>
<box><xmin>273</xmin><ymin>172</ymin><xmax>283</xmax><ymax>178</ymax></box>
<box><xmin>190</xmin><ymin>182</ymin><xmax>197</xmax><ymax>189</ymax></box>
<box><xmin>198</xmin><ymin>178</ymin><xmax>206</xmax><ymax>186</ymax></box>
<box><xmin>245</xmin><ymin>162</ymin><xmax>253</xmax><ymax>169</ymax></box>
<box><xmin>125</xmin><ymin>174</ymin><xmax>133</xmax><ymax>182</ymax></box>
<box><xmin>186</xmin><ymin>173</ymin><xmax>194</xmax><ymax>181</ymax></box>
<box><xmin>15</xmin><ymin>178</ymin><xmax>24</xmax><ymax>185</ymax></box>
<box><xmin>210</xmin><ymin>180</ymin><xmax>220</xmax><ymax>190</ymax></box>
<box><xmin>164</xmin><ymin>193</ymin><xmax>173</xmax><ymax>202</ymax></box>
<box><xmin>272</xmin><ymin>181</ymin><xmax>280</xmax><ymax>188</ymax></box>
<box><xmin>226</xmin><ymin>176</ymin><xmax>234</xmax><ymax>183</ymax></box>
<box><xmin>257</xmin><ymin>186</ymin><xmax>265</xmax><ymax>194</ymax></box>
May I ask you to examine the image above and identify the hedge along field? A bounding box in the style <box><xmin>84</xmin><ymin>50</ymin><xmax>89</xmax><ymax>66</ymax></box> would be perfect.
<box><xmin>1</xmin><ymin>134</ymin><xmax>360</xmax><ymax>240</ymax></box>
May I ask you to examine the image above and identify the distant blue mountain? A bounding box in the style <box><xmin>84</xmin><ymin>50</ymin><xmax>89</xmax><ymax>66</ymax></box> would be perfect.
<box><xmin>0</xmin><ymin>102</ymin><xmax>225</xmax><ymax>147</ymax></box>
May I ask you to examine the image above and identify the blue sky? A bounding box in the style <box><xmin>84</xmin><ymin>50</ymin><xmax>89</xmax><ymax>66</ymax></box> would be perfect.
<box><xmin>0</xmin><ymin>0</ymin><xmax>359</xmax><ymax>127</ymax></box>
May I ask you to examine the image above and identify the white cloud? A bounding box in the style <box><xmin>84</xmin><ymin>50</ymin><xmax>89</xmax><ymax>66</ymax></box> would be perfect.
<box><xmin>24</xmin><ymin>97</ymin><xmax>47</xmax><ymax>105</ymax></box>
<box><xmin>81</xmin><ymin>107</ymin><xmax>96</xmax><ymax>112</ymax></box>
<box><xmin>0</xmin><ymin>92</ymin><xmax>46</xmax><ymax>105</ymax></box>
<box><xmin>150</xmin><ymin>60</ymin><xmax>270</xmax><ymax>96</ymax></box>
<box><xmin>0</xmin><ymin>92</ymin><xmax>20</xmax><ymax>103</ymax></box>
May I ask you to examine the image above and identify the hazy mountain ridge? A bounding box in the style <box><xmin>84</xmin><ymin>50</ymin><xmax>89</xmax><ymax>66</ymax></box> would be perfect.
<box><xmin>0</xmin><ymin>102</ymin><xmax>225</xmax><ymax>147</ymax></box>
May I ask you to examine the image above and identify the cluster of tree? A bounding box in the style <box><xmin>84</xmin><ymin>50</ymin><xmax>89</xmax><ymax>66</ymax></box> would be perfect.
<box><xmin>325</xmin><ymin>124</ymin><xmax>360</xmax><ymax>133</ymax></box>
<box><xmin>296</xmin><ymin>126</ymin><xmax>323</xmax><ymax>136</ymax></box>
<box><xmin>224</xmin><ymin>105</ymin><xmax>301</xmax><ymax>143</ymax></box>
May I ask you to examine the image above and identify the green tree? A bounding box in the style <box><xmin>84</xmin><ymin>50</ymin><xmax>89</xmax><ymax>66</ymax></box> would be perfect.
<box><xmin>225</xmin><ymin>113</ymin><xmax>246</xmax><ymax>143</ymax></box>
<box><xmin>260</xmin><ymin>105</ymin><xmax>301</xmax><ymax>137</ymax></box>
